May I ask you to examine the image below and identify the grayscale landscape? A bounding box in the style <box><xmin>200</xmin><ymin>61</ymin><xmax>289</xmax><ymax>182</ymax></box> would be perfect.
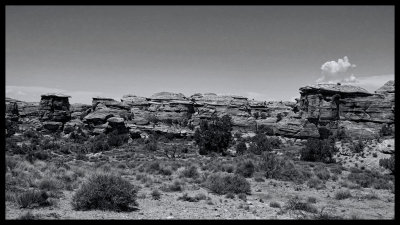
<box><xmin>5</xmin><ymin>5</ymin><xmax>394</xmax><ymax>220</ymax></box>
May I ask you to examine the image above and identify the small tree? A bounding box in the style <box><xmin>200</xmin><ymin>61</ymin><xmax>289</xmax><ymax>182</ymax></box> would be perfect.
<box><xmin>260</xmin><ymin>112</ymin><xmax>267</xmax><ymax>119</ymax></box>
<box><xmin>194</xmin><ymin>115</ymin><xmax>233</xmax><ymax>155</ymax></box>
<box><xmin>248</xmin><ymin>133</ymin><xmax>273</xmax><ymax>155</ymax></box>
<box><xmin>236</xmin><ymin>141</ymin><xmax>247</xmax><ymax>155</ymax></box>
<box><xmin>379</xmin><ymin>155</ymin><xmax>395</xmax><ymax>175</ymax></box>
<box><xmin>253</xmin><ymin>112</ymin><xmax>260</xmax><ymax>119</ymax></box>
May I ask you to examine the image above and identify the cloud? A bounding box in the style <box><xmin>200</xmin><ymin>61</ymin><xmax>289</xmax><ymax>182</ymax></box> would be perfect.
<box><xmin>6</xmin><ymin>85</ymin><xmax>104</xmax><ymax>104</ymax></box>
<box><xmin>320</xmin><ymin>56</ymin><xmax>356</xmax><ymax>75</ymax></box>
<box><xmin>317</xmin><ymin>56</ymin><xmax>357</xmax><ymax>84</ymax></box>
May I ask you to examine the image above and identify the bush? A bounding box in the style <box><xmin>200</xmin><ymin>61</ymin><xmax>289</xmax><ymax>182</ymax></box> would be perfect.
<box><xmin>235</xmin><ymin>160</ymin><xmax>255</xmax><ymax>178</ymax></box>
<box><xmin>107</xmin><ymin>131</ymin><xmax>129</xmax><ymax>147</ymax></box>
<box><xmin>379</xmin><ymin>155</ymin><xmax>395</xmax><ymax>174</ymax></box>
<box><xmin>260</xmin><ymin>112</ymin><xmax>267</xmax><ymax>119</ymax></box>
<box><xmin>181</xmin><ymin>166</ymin><xmax>200</xmax><ymax>179</ymax></box>
<box><xmin>347</xmin><ymin>169</ymin><xmax>393</xmax><ymax>190</ymax></box>
<box><xmin>351</xmin><ymin>139</ymin><xmax>365</xmax><ymax>154</ymax></box>
<box><xmin>253</xmin><ymin>112</ymin><xmax>260</xmax><ymax>119</ymax></box>
<box><xmin>177</xmin><ymin>193</ymin><xmax>199</xmax><ymax>202</ymax></box>
<box><xmin>248</xmin><ymin>133</ymin><xmax>273</xmax><ymax>155</ymax></box>
<box><xmin>257</xmin><ymin>125</ymin><xmax>275</xmax><ymax>135</ymax></box>
<box><xmin>204</xmin><ymin>172</ymin><xmax>251</xmax><ymax>195</ymax></box>
<box><xmin>285</xmin><ymin>196</ymin><xmax>318</xmax><ymax>214</ymax></box>
<box><xmin>17</xmin><ymin>211</ymin><xmax>37</xmax><ymax>220</ymax></box>
<box><xmin>334</xmin><ymin>189</ymin><xmax>352</xmax><ymax>200</ymax></box>
<box><xmin>15</xmin><ymin>190</ymin><xmax>49</xmax><ymax>208</ymax></box>
<box><xmin>89</xmin><ymin>134</ymin><xmax>110</xmax><ymax>153</ymax></box>
<box><xmin>194</xmin><ymin>115</ymin><xmax>233</xmax><ymax>155</ymax></box>
<box><xmin>161</xmin><ymin>180</ymin><xmax>183</xmax><ymax>192</ymax></box>
<box><xmin>259</xmin><ymin>152</ymin><xmax>306</xmax><ymax>184</ymax></box>
<box><xmin>307</xmin><ymin>178</ymin><xmax>325</xmax><ymax>190</ymax></box>
<box><xmin>300</xmin><ymin>138</ymin><xmax>336</xmax><ymax>163</ymax></box>
<box><xmin>315</xmin><ymin>167</ymin><xmax>331</xmax><ymax>181</ymax></box>
<box><xmin>71</xmin><ymin>173</ymin><xmax>138</xmax><ymax>211</ymax></box>
<box><xmin>151</xmin><ymin>189</ymin><xmax>161</xmax><ymax>200</ymax></box>
<box><xmin>269</xmin><ymin>201</ymin><xmax>281</xmax><ymax>208</ymax></box>
<box><xmin>236</xmin><ymin>141</ymin><xmax>247</xmax><ymax>155</ymax></box>
<box><xmin>379</xmin><ymin>124</ymin><xmax>393</xmax><ymax>137</ymax></box>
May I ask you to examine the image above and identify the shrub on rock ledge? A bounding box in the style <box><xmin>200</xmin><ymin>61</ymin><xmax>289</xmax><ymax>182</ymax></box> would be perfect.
<box><xmin>71</xmin><ymin>173</ymin><xmax>138</xmax><ymax>211</ymax></box>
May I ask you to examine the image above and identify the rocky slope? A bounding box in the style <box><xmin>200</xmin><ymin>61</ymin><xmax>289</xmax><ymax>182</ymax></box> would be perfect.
<box><xmin>5</xmin><ymin>81</ymin><xmax>394</xmax><ymax>140</ymax></box>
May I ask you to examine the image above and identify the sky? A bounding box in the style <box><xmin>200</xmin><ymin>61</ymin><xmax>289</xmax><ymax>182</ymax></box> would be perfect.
<box><xmin>6</xmin><ymin>6</ymin><xmax>394</xmax><ymax>104</ymax></box>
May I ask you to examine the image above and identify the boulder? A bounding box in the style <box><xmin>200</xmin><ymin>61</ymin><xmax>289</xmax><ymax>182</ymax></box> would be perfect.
<box><xmin>107</xmin><ymin>117</ymin><xmax>128</xmax><ymax>134</ymax></box>
<box><xmin>43</xmin><ymin>121</ymin><xmax>63</xmax><ymax>131</ymax></box>
<box><xmin>39</xmin><ymin>93</ymin><xmax>71</xmax><ymax>123</ymax></box>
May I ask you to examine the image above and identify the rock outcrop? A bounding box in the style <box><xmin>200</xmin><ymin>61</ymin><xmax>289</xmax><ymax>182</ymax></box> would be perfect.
<box><xmin>39</xmin><ymin>93</ymin><xmax>71</xmax><ymax>123</ymax></box>
<box><xmin>5</xmin><ymin>80</ymin><xmax>394</xmax><ymax>140</ymax></box>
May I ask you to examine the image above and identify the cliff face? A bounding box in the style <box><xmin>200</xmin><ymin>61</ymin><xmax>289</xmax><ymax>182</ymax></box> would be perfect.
<box><xmin>5</xmin><ymin>80</ymin><xmax>394</xmax><ymax>140</ymax></box>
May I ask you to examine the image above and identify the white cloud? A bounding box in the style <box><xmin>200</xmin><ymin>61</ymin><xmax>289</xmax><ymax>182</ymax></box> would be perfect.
<box><xmin>321</xmin><ymin>56</ymin><xmax>356</xmax><ymax>75</ymax></box>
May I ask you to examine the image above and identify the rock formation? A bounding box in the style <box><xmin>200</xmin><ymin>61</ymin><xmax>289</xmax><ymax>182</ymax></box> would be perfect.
<box><xmin>39</xmin><ymin>93</ymin><xmax>71</xmax><ymax>131</ymax></box>
<box><xmin>5</xmin><ymin>80</ymin><xmax>394</xmax><ymax>140</ymax></box>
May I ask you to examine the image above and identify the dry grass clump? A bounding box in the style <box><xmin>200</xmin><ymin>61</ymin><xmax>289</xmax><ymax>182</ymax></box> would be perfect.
<box><xmin>284</xmin><ymin>196</ymin><xmax>318</xmax><ymax>214</ymax></box>
<box><xmin>15</xmin><ymin>190</ymin><xmax>50</xmax><ymax>208</ymax></box>
<box><xmin>269</xmin><ymin>201</ymin><xmax>281</xmax><ymax>208</ymax></box>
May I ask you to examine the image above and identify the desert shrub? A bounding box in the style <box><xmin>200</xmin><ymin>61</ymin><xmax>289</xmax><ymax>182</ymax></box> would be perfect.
<box><xmin>222</xmin><ymin>164</ymin><xmax>235</xmax><ymax>173</ymax></box>
<box><xmin>259</xmin><ymin>152</ymin><xmax>306</xmax><ymax>184</ymax></box>
<box><xmin>146</xmin><ymin>161</ymin><xmax>161</xmax><ymax>173</ymax></box>
<box><xmin>347</xmin><ymin>169</ymin><xmax>393</xmax><ymax>190</ymax></box>
<box><xmin>204</xmin><ymin>172</ymin><xmax>251</xmax><ymax>195</ymax></box>
<box><xmin>248</xmin><ymin>133</ymin><xmax>273</xmax><ymax>155</ymax></box>
<box><xmin>177</xmin><ymin>193</ymin><xmax>199</xmax><ymax>202</ymax></box>
<box><xmin>334</xmin><ymin>189</ymin><xmax>352</xmax><ymax>200</ymax></box>
<box><xmin>89</xmin><ymin>134</ymin><xmax>110</xmax><ymax>153</ymax></box>
<box><xmin>307</xmin><ymin>197</ymin><xmax>317</xmax><ymax>204</ymax></box>
<box><xmin>300</xmin><ymin>138</ymin><xmax>336</xmax><ymax>163</ymax></box>
<box><xmin>26</xmin><ymin>150</ymin><xmax>50</xmax><ymax>163</ymax></box>
<box><xmin>234</xmin><ymin>132</ymin><xmax>242</xmax><ymax>139</ymax></box>
<box><xmin>237</xmin><ymin>193</ymin><xmax>247</xmax><ymax>201</ymax></box>
<box><xmin>107</xmin><ymin>131</ymin><xmax>129</xmax><ymax>147</ymax></box>
<box><xmin>351</xmin><ymin>139</ymin><xmax>365</xmax><ymax>154</ymax></box>
<box><xmin>194</xmin><ymin>115</ymin><xmax>233</xmax><ymax>155</ymax></box>
<box><xmin>144</xmin><ymin>134</ymin><xmax>158</xmax><ymax>151</ymax></box>
<box><xmin>161</xmin><ymin>180</ymin><xmax>183</xmax><ymax>192</ymax></box>
<box><xmin>71</xmin><ymin>173</ymin><xmax>138</xmax><ymax>211</ymax></box>
<box><xmin>379</xmin><ymin>124</ymin><xmax>393</xmax><ymax>137</ymax></box>
<box><xmin>379</xmin><ymin>155</ymin><xmax>395</xmax><ymax>174</ymax></box>
<box><xmin>307</xmin><ymin>178</ymin><xmax>325</xmax><ymax>190</ymax></box>
<box><xmin>145</xmin><ymin>114</ymin><xmax>159</xmax><ymax>124</ymax></box>
<box><xmin>335</xmin><ymin>128</ymin><xmax>347</xmax><ymax>140</ymax></box>
<box><xmin>253</xmin><ymin>112</ymin><xmax>260</xmax><ymax>119</ymax></box>
<box><xmin>269</xmin><ymin>201</ymin><xmax>281</xmax><ymax>208</ymax></box>
<box><xmin>276</xmin><ymin>113</ymin><xmax>283</xmax><ymax>122</ymax></box>
<box><xmin>15</xmin><ymin>190</ymin><xmax>49</xmax><ymax>208</ymax></box>
<box><xmin>285</xmin><ymin>196</ymin><xmax>318</xmax><ymax>214</ymax></box>
<box><xmin>235</xmin><ymin>160</ymin><xmax>255</xmax><ymax>178</ymax></box>
<box><xmin>40</xmin><ymin>139</ymin><xmax>61</xmax><ymax>151</ymax></box>
<box><xmin>195</xmin><ymin>193</ymin><xmax>207</xmax><ymax>201</ymax></box>
<box><xmin>23</xmin><ymin>129</ymin><xmax>40</xmax><ymax>139</ymax></box>
<box><xmin>159</xmin><ymin>166</ymin><xmax>173</xmax><ymax>176</ymax></box>
<box><xmin>181</xmin><ymin>165</ymin><xmax>200</xmax><ymax>179</ymax></box>
<box><xmin>17</xmin><ymin>211</ymin><xmax>38</xmax><ymax>220</ymax></box>
<box><xmin>236</xmin><ymin>141</ymin><xmax>247</xmax><ymax>155</ymax></box>
<box><xmin>260</xmin><ymin>112</ymin><xmax>267</xmax><ymax>119</ymax></box>
<box><xmin>6</xmin><ymin>120</ymin><xmax>19</xmax><ymax>137</ymax></box>
<box><xmin>151</xmin><ymin>189</ymin><xmax>161</xmax><ymax>200</ymax></box>
<box><xmin>329</xmin><ymin>165</ymin><xmax>343</xmax><ymax>175</ymax></box>
<box><xmin>315</xmin><ymin>167</ymin><xmax>331</xmax><ymax>181</ymax></box>
<box><xmin>225</xmin><ymin>193</ymin><xmax>235</xmax><ymax>199</ymax></box>
<box><xmin>38</xmin><ymin>178</ymin><xmax>63</xmax><ymax>191</ymax></box>
<box><xmin>318</xmin><ymin>127</ymin><xmax>332</xmax><ymax>140</ymax></box>
<box><xmin>257</xmin><ymin>125</ymin><xmax>275</xmax><ymax>136</ymax></box>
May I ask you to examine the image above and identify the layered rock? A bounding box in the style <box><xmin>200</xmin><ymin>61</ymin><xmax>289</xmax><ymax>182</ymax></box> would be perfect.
<box><xmin>39</xmin><ymin>93</ymin><xmax>71</xmax><ymax>123</ymax></box>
